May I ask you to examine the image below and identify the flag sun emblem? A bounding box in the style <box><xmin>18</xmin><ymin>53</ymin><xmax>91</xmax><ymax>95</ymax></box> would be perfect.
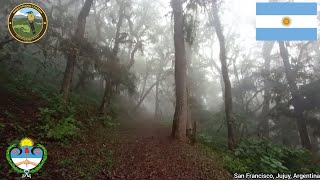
<box><xmin>282</xmin><ymin>17</ymin><xmax>291</xmax><ymax>27</ymax></box>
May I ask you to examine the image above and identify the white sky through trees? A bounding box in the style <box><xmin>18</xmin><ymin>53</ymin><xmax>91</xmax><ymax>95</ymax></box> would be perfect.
<box><xmin>153</xmin><ymin>0</ymin><xmax>319</xmax><ymax>86</ymax></box>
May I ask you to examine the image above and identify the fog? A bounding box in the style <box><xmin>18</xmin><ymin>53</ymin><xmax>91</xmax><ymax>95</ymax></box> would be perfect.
<box><xmin>1</xmin><ymin>0</ymin><xmax>320</xmax><ymax>178</ymax></box>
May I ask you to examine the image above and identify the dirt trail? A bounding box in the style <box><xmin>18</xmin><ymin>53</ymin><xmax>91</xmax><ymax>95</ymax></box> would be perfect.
<box><xmin>0</xmin><ymin>89</ymin><xmax>232</xmax><ymax>179</ymax></box>
<box><xmin>103</xmin><ymin>116</ymin><xmax>232</xmax><ymax>180</ymax></box>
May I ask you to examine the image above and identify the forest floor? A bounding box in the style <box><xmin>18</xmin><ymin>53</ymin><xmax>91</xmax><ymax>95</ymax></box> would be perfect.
<box><xmin>0</xmin><ymin>88</ymin><xmax>232</xmax><ymax>180</ymax></box>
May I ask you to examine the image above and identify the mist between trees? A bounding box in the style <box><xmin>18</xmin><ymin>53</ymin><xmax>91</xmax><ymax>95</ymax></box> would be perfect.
<box><xmin>1</xmin><ymin>0</ymin><xmax>320</xmax><ymax>177</ymax></box>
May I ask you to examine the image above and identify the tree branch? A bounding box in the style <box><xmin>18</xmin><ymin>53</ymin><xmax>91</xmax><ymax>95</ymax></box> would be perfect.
<box><xmin>245</xmin><ymin>88</ymin><xmax>265</xmax><ymax>108</ymax></box>
<box><xmin>297</xmin><ymin>41</ymin><xmax>312</xmax><ymax>62</ymax></box>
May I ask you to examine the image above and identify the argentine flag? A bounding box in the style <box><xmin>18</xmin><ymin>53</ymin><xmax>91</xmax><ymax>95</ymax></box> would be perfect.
<box><xmin>256</xmin><ymin>0</ymin><xmax>318</xmax><ymax>41</ymax></box>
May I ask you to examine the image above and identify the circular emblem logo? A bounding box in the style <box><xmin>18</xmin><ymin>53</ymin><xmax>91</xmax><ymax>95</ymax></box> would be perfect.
<box><xmin>8</xmin><ymin>3</ymin><xmax>48</xmax><ymax>43</ymax></box>
<box><xmin>282</xmin><ymin>17</ymin><xmax>291</xmax><ymax>27</ymax></box>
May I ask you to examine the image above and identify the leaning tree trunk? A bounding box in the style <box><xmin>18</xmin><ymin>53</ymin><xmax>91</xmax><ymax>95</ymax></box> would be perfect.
<box><xmin>278</xmin><ymin>41</ymin><xmax>312</xmax><ymax>150</ymax></box>
<box><xmin>259</xmin><ymin>41</ymin><xmax>274</xmax><ymax>138</ymax></box>
<box><xmin>133</xmin><ymin>74</ymin><xmax>166</xmax><ymax>112</ymax></box>
<box><xmin>60</xmin><ymin>0</ymin><xmax>94</xmax><ymax>101</ymax></box>
<box><xmin>171</xmin><ymin>0</ymin><xmax>188</xmax><ymax>142</ymax></box>
<box><xmin>212</xmin><ymin>0</ymin><xmax>236</xmax><ymax>151</ymax></box>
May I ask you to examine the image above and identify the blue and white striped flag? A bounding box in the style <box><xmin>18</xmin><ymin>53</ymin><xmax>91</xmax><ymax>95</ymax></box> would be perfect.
<box><xmin>256</xmin><ymin>1</ymin><xmax>318</xmax><ymax>41</ymax></box>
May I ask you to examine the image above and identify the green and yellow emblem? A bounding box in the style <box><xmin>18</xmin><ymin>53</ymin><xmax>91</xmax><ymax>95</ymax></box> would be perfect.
<box><xmin>8</xmin><ymin>3</ymin><xmax>48</xmax><ymax>43</ymax></box>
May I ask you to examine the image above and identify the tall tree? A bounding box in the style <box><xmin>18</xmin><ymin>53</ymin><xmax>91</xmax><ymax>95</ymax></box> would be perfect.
<box><xmin>185</xmin><ymin>11</ymin><xmax>196</xmax><ymax>135</ymax></box>
<box><xmin>278</xmin><ymin>41</ymin><xmax>312</xmax><ymax>150</ymax></box>
<box><xmin>154</xmin><ymin>73</ymin><xmax>161</xmax><ymax>120</ymax></box>
<box><xmin>100</xmin><ymin>1</ymin><xmax>126</xmax><ymax>112</ymax></box>
<box><xmin>171</xmin><ymin>0</ymin><xmax>188</xmax><ymax>142</ymax></box>
<box><xmin>60</xmin><ymin>0</ymin><xmax>94</xmax><ymax>101</ymax></box>
<box><xmin>212</xmin><ymin>0</ymin><xmax>236</xmax><ymax>151</ymax></box>
<box><xmin>259</xmin><ymin>42</ymin><xmax>274</xmax><ymax>138</ymax></box>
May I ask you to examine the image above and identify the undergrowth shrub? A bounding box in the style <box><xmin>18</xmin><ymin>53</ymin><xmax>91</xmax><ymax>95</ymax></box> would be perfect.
<box><xmin>223</xmin><ymin>138</ymin><xmax>317</xmax><ymax>173</ymax></box>
<box><xmin>223</xmin><ymin>154</ymin><xmax>250</xmax><ymax>173</ymax></box>
<box><xmin>198</xmin><ymin>133</ymin><xmax>227</xmax><ymax>152</ymax></box>
<box><xmin>89</xmin><ymin>115</ymin><xmax>120</xmax><ymax>128</ymax></box>
<box><xmin>39</xmin><ymin>94</ymin><xmax>79</xmax><ymax>142</ymax></box>
<box><xmin>280</xmin><ymin>146</ymin><xmax>315</xmax><ymax>172</ymax></box>
<box><xmin>196</xmin><ymin>112</ymin><xmax>228</xmax><ymax>151</ymax></box>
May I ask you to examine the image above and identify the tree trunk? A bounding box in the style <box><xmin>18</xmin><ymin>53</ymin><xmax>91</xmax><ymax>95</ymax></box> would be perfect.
<box><xmin>75</xmin><ymin>60</ymin><xmax>90</xmax><ymax>90</ymax></box>
<box><xmin>278</xmin><ymin>41</ymin><xmax>312</xmax><ymax>150</ymax></box>
<box><xmin>140</xmin><ymin>71</ymin><xmax>149</xmax><ymax>100</ymax></box>
<box><xmin>185</xmin><ymin>43</ymin><xmax>193</xmax><ymax>135</ymax></box>
<box><xmin>186</xmin><ymin>84</ymin><xmax>192</xmax><ymax>132</ymax></box>
<box><xmin>258</xmin><ymin>0</ymin><xmax>279</xmax><ymax>126</ymax></box>
<box><xmin>127</xmin><ymin>41</ymin><xmax>142</xmax><ymax>69</ymax></box>
<box><xmin>210</xmin><ymin>39</ymin><xmax>225</xmax><ymax>102</ymax></box>
<box><xmin>232</xmin><ymin>58</ymin><xmax>245</xmax><ymax>113</ymax></box>
<box><xmin>259</xmin><ymin>42</ymin><xmax>274</xmax><ymax>138</ymax></box>
<box><xmin>60</xmin><ymin>0</ymin><xmax>94</xmax><ymax>101</ymax></box>
<box><xmin>154</xmin><ymin>75</ymin><xmax>160</xmax><ymax>120</ymax></box>
<box><xmin>60</xmin><ymin>48</ymin><xmax>77</xmax><ymax>99</ymax></box>
<box><xmin>113</xmin><ymin>3</ymin><xmax>125</xmax><ymax>55</ymax></box>
<box><xmin>212</xmin><ymin>0</ymin><xmax>236</xmax><ymax>151</ymax></box>
<box><xmin>171</xmin><ymin>0</ymin><xmax>188</xmax><ymax>142</ymax></box>
<box><xmin>100</xmin><ymin>2</ymin><xmax>125</xmax><ymax>112</ymax></box>
<box><xmin>93</xmin><ymin>0</ymin><xmax>102</xmax><ymax>42</ymax></box>
<box><xmin>100</xmin><ymin>79</ymin><xmax>111</xmax><ymax>113</ymax></box>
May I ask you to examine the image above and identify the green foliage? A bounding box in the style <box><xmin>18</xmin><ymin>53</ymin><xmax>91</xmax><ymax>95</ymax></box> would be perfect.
<box><xmin>71</xmin><ymin>92</ymin><xmax>100</xmax><ymax>107</ymax></box>
<box><xmin>102</xmin><ymin>116</ymin><xmax>120</xmax><ymax>128</ymax></box>
<box><xmin>90</xmin><ymin>115</ymin><xmax>120</xmax><ymax>128</ymax></box>
<box><xmin>198</xmin><ymin>133</ymin><xmax>227</xmax><ymax>152</ymax></box>
<box><xmin>107</xmin><ymin>101</ymin><xmax>121</xmax><ymax>117</ymax></box>
<box><xmin>99</xmin><ymin>62</ymin><xmax>137</xmax><ymax>95</ymax></box>
<box><xmin>196</xmin><ymin>111</ymin><xmax>228</xmax><ymax>151</ymax></box>
<box><xmin>44</xmin><ymin>116</ymin><xmax>79</xmax><ymax>141</ymax></box>
<box><xmin>39</xmin><ymin>94</ymin><xmax>79</xmax><ymax>142</ymax></box>
<box><xmin>223</xmin><ymin>138</ymin><xmax>317</xmax><ymax>173</ymax></box>
<box><xmin>223</xmin><ymin>154</ymin><xmax>249</xmax><ymax>173</ymax></box>
<box><xmin>234</xmin><ymin>138</ymin><xmax>289</xmax><ymax>173</ymax></box>
<box><xmin>0</xmin><ymin>53</ymin><xmax>60</xmax><ymax>99</ymax></box>
<box><xmin>280</xmin><ymin>146</ymin><xmax>315</xmax><ymax>173</ymax></box>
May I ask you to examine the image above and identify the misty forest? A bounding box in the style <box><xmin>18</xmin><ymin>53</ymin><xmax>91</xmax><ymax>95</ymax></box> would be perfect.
<box><xmin>1</xmin><ymin>0</ymin><xmax>320</xmax><ymax>179</ymax></box>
